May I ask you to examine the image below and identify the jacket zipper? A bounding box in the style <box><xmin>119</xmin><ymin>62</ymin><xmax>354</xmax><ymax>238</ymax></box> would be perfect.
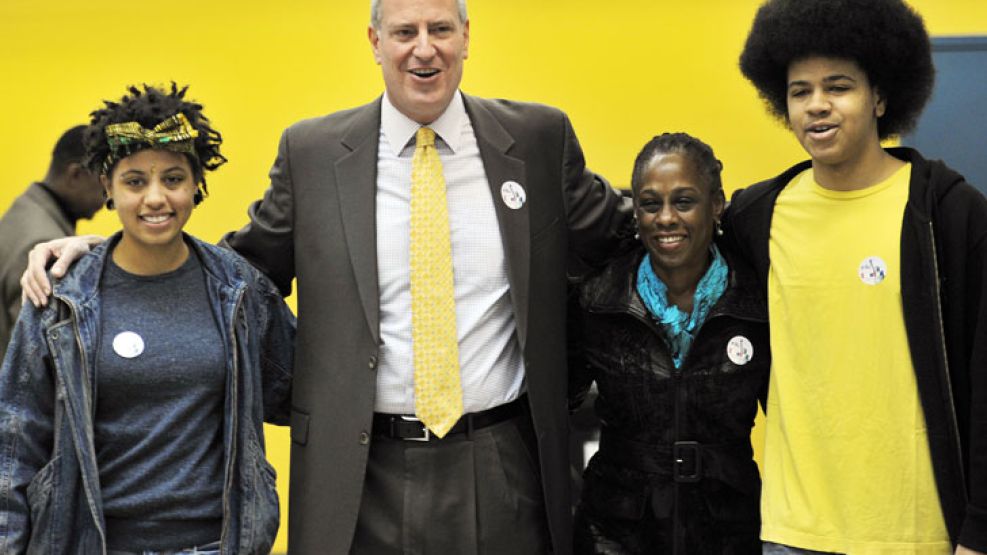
<box><xmin>219</xmin><ymin>288</ymin><xmax>245</xmax><ymax>555</ymax></box>
<box><xmin>927</xmin><ymin>221</ymin><xmax>967</xmax><ymax>490</ymax></box>
<box><xmin>595</xmin><ymin>303</ymin><xmax>688</xmax><ymax>554</ymax></box>
<box><xmin>671</xmin><ymin>361</ymin><xmax>685</xmax><ymax>555</ymax></box>
<box><xmin>53</xmin><ymin>295</ymin><xmax>108</xmax><ymax>555</ymax></box>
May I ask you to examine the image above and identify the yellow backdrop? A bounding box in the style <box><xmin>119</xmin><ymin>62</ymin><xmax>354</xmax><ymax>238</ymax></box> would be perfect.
<box><xmin>2</xmin><ymin>1</ymin><xmax>985</xmax><ymax>551</ymax></box>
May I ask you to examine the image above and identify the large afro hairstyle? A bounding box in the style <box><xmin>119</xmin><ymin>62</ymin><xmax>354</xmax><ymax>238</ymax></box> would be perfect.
<box><xmin>738</xmin><ymin>0</ymin><xmax>935</xmax><ymax>140</ymax></box>
<box><xmin>84</xmin><ymin>83</ymin><xmax>226</xmax><ymax>198</ymax></box>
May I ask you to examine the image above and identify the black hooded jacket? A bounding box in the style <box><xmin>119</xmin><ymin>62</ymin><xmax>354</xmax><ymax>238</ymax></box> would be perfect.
<box><xmin>722</xmin><ymin>147</ymin><xmax>987</xmax><ymax>551</ymax></box>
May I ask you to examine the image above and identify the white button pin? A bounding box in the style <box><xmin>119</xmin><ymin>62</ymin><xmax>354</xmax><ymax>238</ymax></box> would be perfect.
<box><xmin>726</xmin><ymin>335</ymin><xmax>754</xmax><ymax>366</ymax></box>
<box><xmin>500</xmin><ymin>181</ymin><xmax>526</xmax><ymax>210</ymax></box>
<box><xmin>858</xmin><ymin>256</ymin><xmax>888</xmax><ymax>286</ymax></box>
<box><xmin>112</xmin><ymin>331</ymin><xmax>145</xmax><ymax>359</ymax></box>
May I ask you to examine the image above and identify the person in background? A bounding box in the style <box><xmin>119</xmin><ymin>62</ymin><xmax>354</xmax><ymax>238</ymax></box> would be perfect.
<box><xmin>570</xmin><ymin>132</ymin><xmax>768</xmax><ymax>554</ymax></box>
<box><xmin>0</xmin><ymin>84</ymin><xmax>295</xmax><ymax>554</ymax></box>
<box><xmin>0</xmin><ymin>125</ymin><xmax>103</xmax><ymax>360</ymax></box>
<box><xmin>727</xmin><ymin>0</ymin><xmax>987</xmax><ymax>553</ymax></box>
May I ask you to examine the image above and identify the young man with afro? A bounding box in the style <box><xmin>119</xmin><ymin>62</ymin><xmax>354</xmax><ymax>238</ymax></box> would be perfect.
<box><xmin>724</xmin><ymin>0</ymin><xmax>987</xmax><ymax>553</ymax></box>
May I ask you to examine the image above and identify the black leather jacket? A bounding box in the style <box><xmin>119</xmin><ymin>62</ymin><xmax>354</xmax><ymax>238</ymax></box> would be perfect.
<box><xmin>569</xmin><ymin>246</ymin><xmax>769</xmax><ymax>554</ymax></box>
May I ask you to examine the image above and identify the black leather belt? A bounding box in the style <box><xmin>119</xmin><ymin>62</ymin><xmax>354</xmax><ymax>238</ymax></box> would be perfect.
<box><xmin>372</xmin><ymin>395</ymin><xmax>526</xmax><ymax>441</ymax></box>
<box><xmin>598</xmin><ymin>431</ymin><xmax>754</xmax><ymax>486</ymax></box>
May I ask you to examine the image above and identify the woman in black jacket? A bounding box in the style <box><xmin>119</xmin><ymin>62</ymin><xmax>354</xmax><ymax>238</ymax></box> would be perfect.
<box><xmin>570</xmin><ymin>133</ymin><xmax>768</xmax><ymax>554</ymax></box>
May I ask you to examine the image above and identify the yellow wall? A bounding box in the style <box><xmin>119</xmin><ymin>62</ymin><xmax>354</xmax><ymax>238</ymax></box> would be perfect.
<box><xmin>2</xmin><ymin>1</ymin><xmax>985</xmax><ymax>551</ymax></box>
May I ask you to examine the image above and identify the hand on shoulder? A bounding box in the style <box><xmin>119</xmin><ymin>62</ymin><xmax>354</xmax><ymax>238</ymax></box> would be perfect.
<box><xmin>21</xmin><ymin>235</ymin><xmax>104</xmax><ymax>307</ymax></box>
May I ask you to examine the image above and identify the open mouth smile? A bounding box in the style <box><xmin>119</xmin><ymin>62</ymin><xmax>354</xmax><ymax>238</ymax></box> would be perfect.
<box><xmin>654</xmin><ymin>235</ymin><xmax>687</xmax><ymax>250</ymax></box>
<box><xmin>409</xmin><ymin>68</ymin><xmax>441</xmax><ymax>79</ymax></box>
<box><xmin>139</xmin><ymin>213</ymin><xmax>174</xmax><ymax>225</ymax></box>
<box><xmin>806</xmin><ymin>122</ymin><xmax>838</xmax><ymax>140</ymax></box>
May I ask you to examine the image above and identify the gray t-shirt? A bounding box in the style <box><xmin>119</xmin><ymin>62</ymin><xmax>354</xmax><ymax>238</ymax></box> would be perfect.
<box><xmin>95</xmin><ymin>248</ymin><xmax>225</xmax><ymax>550</ymax></box>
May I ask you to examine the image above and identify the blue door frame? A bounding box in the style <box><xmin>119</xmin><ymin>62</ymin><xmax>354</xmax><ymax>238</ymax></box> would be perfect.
<box><xmin>902</xmin><ymin>36</ymin><xmax>987</xmax><ymax>195</ymax></box>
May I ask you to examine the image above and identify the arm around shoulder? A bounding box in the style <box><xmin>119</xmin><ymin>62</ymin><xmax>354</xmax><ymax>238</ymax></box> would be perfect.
<box><xmin>20</xmin><ymin>235</ymin><xmax>104</xmax><ymax>308</ymax></box>
<box><xmin>559</xmin><ymin>113</ymin><xmax>635</xmax><ymax>272</ymax></box>
<box><xmin>221</xmin><ymin>129</ymin><xmax>296</xmax><ymax>297</ymax></box>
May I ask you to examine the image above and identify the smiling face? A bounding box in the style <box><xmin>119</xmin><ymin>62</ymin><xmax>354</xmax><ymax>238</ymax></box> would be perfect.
<box><xmin>369</xmin><ymin>0</ymin><xmax>469</xmax><ymax>124</ymax></box>
<box><xmin>786</xmin><ymin>56</ymin><xmax>886</xmax><ymax>174</ymax></box>
<box><xmin>634</xmin><ymin>152</ymin><xmax>724</xmax><ymax>286</ymax></box>
<box><xmin>103</xmin><ymin>148</ymin><xmax>196</xmax><ymax>264</ymax></box>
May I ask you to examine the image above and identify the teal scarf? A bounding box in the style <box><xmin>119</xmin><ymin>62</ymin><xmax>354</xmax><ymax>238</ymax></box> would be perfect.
<box><xmin>636</xmin><ymin>245</ymin><xmax>728</xmax><ymax>368</ymax></box>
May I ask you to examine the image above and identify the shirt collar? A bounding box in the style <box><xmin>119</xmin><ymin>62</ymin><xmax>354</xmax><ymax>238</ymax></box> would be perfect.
<box><xmin>380</xmin><ymin>90</ymin><xmax>467</xmax><ymax>156</ymax></box>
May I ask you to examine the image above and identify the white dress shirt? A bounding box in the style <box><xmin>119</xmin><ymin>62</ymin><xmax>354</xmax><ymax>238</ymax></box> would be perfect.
<box><xmin>374</xmin><ymin>91</ymin><xmax>525</xmax><ymax>414</ymax></box>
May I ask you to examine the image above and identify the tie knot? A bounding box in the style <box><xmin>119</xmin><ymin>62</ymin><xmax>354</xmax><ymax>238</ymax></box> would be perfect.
<box><xmin>416</xmin><ymin>127</ymin><xmax>436</xmax><ymax>149</ymax></box>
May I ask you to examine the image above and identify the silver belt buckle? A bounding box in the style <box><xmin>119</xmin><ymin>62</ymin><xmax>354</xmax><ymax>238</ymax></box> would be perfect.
<box><xmin>399</xmin><ymin>415</ymin><xmax>430</xmax><ymax>441</ymax></box>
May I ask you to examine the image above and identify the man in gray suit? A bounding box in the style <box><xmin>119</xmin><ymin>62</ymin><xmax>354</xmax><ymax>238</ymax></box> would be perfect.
<box><xmin>23</xmin><ymin>0</ymin><xmax>632</xmax><ymax>552</ymax></box>
<box><xmin>0</xmin><ymin>125</ymin><xmax>102</xmax><ymax>361</ymax></box>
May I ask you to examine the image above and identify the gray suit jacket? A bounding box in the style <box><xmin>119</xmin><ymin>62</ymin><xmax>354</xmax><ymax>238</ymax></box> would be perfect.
<box><xmin>225</xmin><ymin>94</ymin><xmax>633</xmax><ymax>554</ymax></box>
<box><xmin>0</xmin><ymin>183</ymin><xmax>73</xmax><ymax>361</ymax></box>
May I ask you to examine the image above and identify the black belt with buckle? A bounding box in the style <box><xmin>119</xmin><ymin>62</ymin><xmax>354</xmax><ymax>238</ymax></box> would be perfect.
<box><xmin>598</xmin><ymin>431</ymin><xmax>753</xmax><ymax>485</ymax></box>
<box><xmin>372</xmin><ymin>395</ymin><xmax>526</xmax><ymax>441</ymax></box>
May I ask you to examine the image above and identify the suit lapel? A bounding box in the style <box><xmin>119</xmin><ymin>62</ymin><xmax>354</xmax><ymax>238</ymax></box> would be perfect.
<box><xmin>464</xmin><ymin>95</ymin><xmax>531</xmax><ymax>350</ymax></box>
<box><xmin>335</xmin><ymin>99</ymin><xmax>383</xmax><ymax>344</ymax></box>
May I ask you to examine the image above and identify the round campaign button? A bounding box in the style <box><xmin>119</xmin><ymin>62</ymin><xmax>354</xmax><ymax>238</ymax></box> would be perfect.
<box><xmin>500</xmin><ymin>180</ymin><xmax>526</xmax><ymax>210</ymax></box>
<box><xmin>112</xmin><ymin>331</ymin><xmax>145</xmax><ymax>359</ymax></box>
<box><xmin>858</xmin><ymin>256</ymin><xmax>888</xmax><ymax>286</ymax></box>
<box><xmin>726</xmin><ymin>335</ymin><xmax>754</xmax><ymax>366</ymax></box>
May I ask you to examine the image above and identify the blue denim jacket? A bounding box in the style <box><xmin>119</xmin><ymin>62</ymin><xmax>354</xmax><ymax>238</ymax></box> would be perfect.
<box><xmin>0</xmin><ymin>234</ymin><xmax>295</xmax><ymax>554</ymax></box>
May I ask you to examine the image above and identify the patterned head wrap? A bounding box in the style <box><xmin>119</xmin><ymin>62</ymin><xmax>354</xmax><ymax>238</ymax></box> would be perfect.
<box><xmin>102</xmin><ymin>112</ymin><xmax>225</xmax><ymax>175</ymax></box>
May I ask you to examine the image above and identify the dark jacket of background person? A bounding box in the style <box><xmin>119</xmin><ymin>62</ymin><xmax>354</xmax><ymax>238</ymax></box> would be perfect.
<box><xmin>0</xmin><ymin>183</ymin><xmax>74</xmax><ymax>361</ymax></box>
<box><xmin>0</xmin><ymin>234</ymin><xmax>296</xmax><ymax>555</ymax></box>
<box><xmin>722</xmin><ymin>147</ymin><xmax>987</xmax><ymax>552</ymax></box>
<box><xmin>569</xmin><ymin>245</ymin><xmax>769</xmax><ymax>554</ymax></box>
<box><xmin>222</xmin><ymin>94</ymin><xmax>634</xmax><ymax>554</ymax></box>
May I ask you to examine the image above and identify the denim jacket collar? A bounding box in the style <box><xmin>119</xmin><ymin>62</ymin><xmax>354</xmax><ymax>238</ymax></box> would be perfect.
<box><xmin>52</xmin><ymin>232</ymin><xmax>251</xmax><ymax>308</ymax></box>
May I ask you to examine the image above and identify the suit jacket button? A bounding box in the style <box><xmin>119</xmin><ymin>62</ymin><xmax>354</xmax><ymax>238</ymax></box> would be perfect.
<box><xmin>368</xmin><ymin>355</ymin><xmax>378</xmax><ymax>369</ymax></box>
<box><xmin>359</xmin><ymin>431</ymin><xmax>370</xmax><ymax>445</ymax></box>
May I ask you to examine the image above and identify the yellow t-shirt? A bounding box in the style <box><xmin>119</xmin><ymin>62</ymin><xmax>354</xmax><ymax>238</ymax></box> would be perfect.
<box><xmin>762</xmin><ymin>164</ymin><xmax>951</xmax><ymax>554</ymax></box>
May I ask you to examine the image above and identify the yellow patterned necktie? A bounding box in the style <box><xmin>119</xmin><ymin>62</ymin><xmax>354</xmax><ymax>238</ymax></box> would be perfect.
<box><xmin>410</xmin><ymin>127</ymin><xmax>463</xmax><ymax>437</ymax></box>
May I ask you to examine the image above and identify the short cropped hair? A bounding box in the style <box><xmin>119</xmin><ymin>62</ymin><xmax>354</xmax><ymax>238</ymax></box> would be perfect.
<box><xmin>738</xmin><ymin>0</ymin><xmax>934</xmax><ymax>139</ymax></box>
<box><xmin>370</xmin><ymin>0</ymin><xmax>467</xmax><ymax>28</ymax></box>
<box><xmin>49</xmin><ymin>125</ymin><xmax>88</xmax><ymax>177</ymax></box>
<box><xmin>631</xmin><ymin>132</ymin><xmax>724</xmax><ymax>196</ymax></box>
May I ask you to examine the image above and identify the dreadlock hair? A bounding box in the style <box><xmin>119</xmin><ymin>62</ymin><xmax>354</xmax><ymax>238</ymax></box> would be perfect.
<box><xmin>738</xmin><ymin>0</ymin><xmax>934</xmax><ymax>140</ymax></box>
<box><xmin>631</xmin><ymin>132</ymin><xmax>724</xmax><ymax>196</ymax></box>
<box><xmin>84</xmin><ymin>83</ymin><xmax>226</xmax><ymax>203</ymax></box>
